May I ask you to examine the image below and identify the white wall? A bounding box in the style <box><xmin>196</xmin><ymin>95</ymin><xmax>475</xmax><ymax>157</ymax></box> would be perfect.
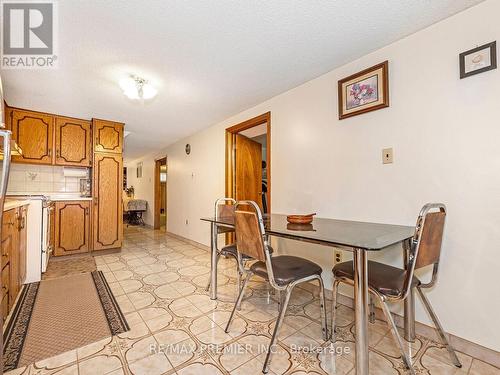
<box><xmin>125</xmin><ymin>156</ymin><xmax>158</xmax><ymax>226</ymax></box>
<box><xmin>132</xmin><ymin>0</ymin><xmax>500</xmax><ymax>351</ymax></box>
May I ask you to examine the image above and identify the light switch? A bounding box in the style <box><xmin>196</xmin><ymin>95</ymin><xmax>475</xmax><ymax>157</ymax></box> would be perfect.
<box><xmin>382</xmin><ymin>148</ymin><xmax>393</xmax><ymax>164</ymax></box>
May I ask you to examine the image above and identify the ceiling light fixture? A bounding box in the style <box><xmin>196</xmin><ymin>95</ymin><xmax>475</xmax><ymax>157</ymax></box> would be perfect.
<box><xmin>119</xmin><ymin>75</ymin><xmax>157</xmax><ymax>100</ymax></box>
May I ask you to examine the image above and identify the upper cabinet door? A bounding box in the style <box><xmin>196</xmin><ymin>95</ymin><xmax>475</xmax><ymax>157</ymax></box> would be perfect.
<box><xmin>10</xmin><ymin>109</ymin><xmax>54</xmax><ymax>164</ymax></box>
<box><xmin>93</xmin><ymin>119</ymin><xmax>124</xmax><ymax>154</ymax></box>
<box><xmin>55</xmin><ymin>116</ymin><xmax>92</xmax><ymax>167</ymax></box>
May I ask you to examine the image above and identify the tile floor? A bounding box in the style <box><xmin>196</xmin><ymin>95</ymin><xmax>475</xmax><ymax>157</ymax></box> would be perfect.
<box><xmin>7</xmin><ymin>226</ymin><xmax>500</xmax><ymax>375</ymax></box>
<box><xmin>42</xmin><ymin>255</ymin><xmax>97</xmax><ymax>280</ymax></box>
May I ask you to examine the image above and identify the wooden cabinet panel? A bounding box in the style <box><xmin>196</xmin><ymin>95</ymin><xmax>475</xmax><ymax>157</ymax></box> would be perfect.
<box><xmin>93</xmin><ymin>119</ymin><xmax>124</xmax><ymax>154</ymax></box>
<box><xmin>1</xmin><ymin>291</ymin><xmax>8</xmax><ymax>323</ymax></box>
<box><xmin>18</xmin><ymin>206</ymin><xmax>27</xmax><ymax>285</ymax></box>
<box><xmin>2</xmin><ymin>264</ymin><xmax>10</xmax><ymax>321</ymax></box>
<box><xmin>93</xmin><ymin>153</ymin><xmax>123</xmax><ymax>250</ymax></box>
<box><xmin>9</xmin><ymin>210</ymin><xmax>20</xmax><ymax>304</ymax></box>
<box><xmin>1</xmin><ymin>209</ymin><xmax>16</xmax><ymax>269</ymax></box>
<box><xmin>55</xmin><ymin>116</ymin><xmax>92</xmax><ymax>167</ymax></box>
<box><xmin>10</xmin><ymin>109</ymin><xmax>54</xmax><ymax>164</ymax></box>
<box><xmin>54</xmin><ymin>201</ymin><xmax>90</xmax><ymax>256</ymax></box>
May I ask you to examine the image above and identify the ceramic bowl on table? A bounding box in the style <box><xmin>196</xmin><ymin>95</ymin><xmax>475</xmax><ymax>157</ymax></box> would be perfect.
<box><xmin>286</xmin><ymin>213</ymin><xmax>316</xmax><ymax>225</ymax></box>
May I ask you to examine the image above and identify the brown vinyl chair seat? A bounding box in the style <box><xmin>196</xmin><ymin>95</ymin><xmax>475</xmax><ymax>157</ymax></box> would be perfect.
<box><xmin>251</xmin><ymin>255</ymin><xmax>322</xmax><ymax>286</ymax></box>
<box><xmin>333</xmin><ymin>260</ymin><xmax>420</xmax><ymax>298</ymax></box>
<box><xmin>221</xmin><ymin>243</ymin><xmax>273</xmax><ymax>260</ymax></box>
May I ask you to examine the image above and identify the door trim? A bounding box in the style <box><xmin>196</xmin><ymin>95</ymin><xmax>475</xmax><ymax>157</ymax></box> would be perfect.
<box><xmin>154</xmin><ymin>157</ymin><xmax>167</xmax><ymax>230</ymax></box>
<box><xmin>225</xmin><ymin>111</ymin><xmax>271</xmax><ymax>212</ymax></box>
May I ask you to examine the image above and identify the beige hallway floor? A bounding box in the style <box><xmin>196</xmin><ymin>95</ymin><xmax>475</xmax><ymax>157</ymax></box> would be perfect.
<box><xmin>7</xmin><ymin>226</ymin><xmax>499</xmax><ymax>375</ymax></box>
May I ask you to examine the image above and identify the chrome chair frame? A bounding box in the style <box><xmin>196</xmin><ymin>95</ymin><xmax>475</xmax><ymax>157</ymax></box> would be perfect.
<box><xmin>331</xmin><ymin>203</ymin><xmax>461</xmax><ymax>375</ymax></box>
<box><xmin>225</xmin><ymin>201</ymin><xmax>328</xmax><ymax>374</ymax></box>
<box><xmin>205</xmin><ymin>198</ymin><xmax>241</xmax><ymax>292</ymax></box>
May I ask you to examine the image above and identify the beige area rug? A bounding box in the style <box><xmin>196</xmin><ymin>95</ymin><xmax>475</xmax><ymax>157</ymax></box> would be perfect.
<box><xmin>42</xmin><ymin>255</ymin><xmax>97</xmax><ymax>280</ymax></box>
<box><xmin>3</xmin><ymin>271</ymin><xmax>129</xmax><ymax>371</ymax></box>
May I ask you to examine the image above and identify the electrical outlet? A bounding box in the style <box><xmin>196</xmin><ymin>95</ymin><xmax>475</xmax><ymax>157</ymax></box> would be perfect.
<box><xmin>334</xmin><ymin>250</ymin><xmax>342</xmax><ymax>264</ymax></box>
<box><xmin>382</xmin><ymin>148</ymin><xmax>393</xmax><ymax>164</ymax></box>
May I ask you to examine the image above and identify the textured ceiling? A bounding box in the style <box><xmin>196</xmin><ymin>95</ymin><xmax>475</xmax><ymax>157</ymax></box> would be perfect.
<box><xmin>1</xmin><ymin>0</ymin><xmax>485</xmax><ymax>161</ymax></box>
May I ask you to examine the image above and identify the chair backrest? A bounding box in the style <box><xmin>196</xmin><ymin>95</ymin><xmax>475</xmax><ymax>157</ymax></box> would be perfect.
<box><xmin>234</xmin><ymin>200</ymin><xmax>268</xmax><ymax>262</ymax></box>
<box><xmin>400</xmin><ymin>203</ymin><xmax>447</xmax><ymax>297</ymax></box>
<box><xmin>215</xmin><ymin>198</ymin><xmax>236</xmax><ymax>234</ymax></box>
<box><xmin>414</xmin><ymin>209</ymin><xmax>446</xmax><ymax>269</ymax></box>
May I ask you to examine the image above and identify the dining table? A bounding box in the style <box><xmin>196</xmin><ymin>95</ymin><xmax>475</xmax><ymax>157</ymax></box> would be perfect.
<box><xmin>201</xmin><ymin>213</ymin><xmax>415</xmax><ymax>375</ymax></box>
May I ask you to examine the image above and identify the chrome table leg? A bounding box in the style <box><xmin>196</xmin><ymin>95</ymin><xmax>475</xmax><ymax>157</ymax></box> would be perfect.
<box><xmin>404</xmin><ymin>289</ymin><xmax>416</xmax><ymax>342</ymax></box>
<box><xmin>403</xmin><ymin>239</ymin><xmax>415</xmax><ymax>342</ymax></box>
<box><xmin>210</xmin><ymin>222</ymin><xmax>218</xmax><ymax>300</ymax></box>
<box><xmin>353</xmin><ymin>248</ymin><xmax>369</xmax><ymax>375</ymax></box>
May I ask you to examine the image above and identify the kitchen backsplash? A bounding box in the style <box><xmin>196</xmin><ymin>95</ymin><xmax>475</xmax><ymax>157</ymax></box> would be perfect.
<box><xmin>7</xmin><ymin>164</ymin><xmax>89</xmax><ymax>194</ymax></box>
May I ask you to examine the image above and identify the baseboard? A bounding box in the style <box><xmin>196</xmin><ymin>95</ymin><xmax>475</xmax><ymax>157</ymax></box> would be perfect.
<box><xmin>167</xmin><ymin>231</ymin><xmax>500</xmax><ymax>367</ymax></box>
<box><xmin>165</xmin><ymin>231</ymin><xmax>210</xmax><ymax>252</ymax></box>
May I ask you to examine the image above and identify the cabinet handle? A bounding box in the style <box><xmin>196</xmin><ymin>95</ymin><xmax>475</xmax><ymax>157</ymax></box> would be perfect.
<box><xmin>85</xmin><ymin>207</ymin><xmax>89</xmax><ymax>215</ymax></box>
<box><xmin>94</xmin><ymin>197</ymin><xmax>98</xmax><ymax>206</ymax></box>
<box><xmin>56</xmin><ymin>149</ymin><xmax>60</xmax><ymax>157</ymax></box>
<box><xmin>21</xmin><ymin>217</ymin><xmax>26</xmax><ymax>229</ymax></box>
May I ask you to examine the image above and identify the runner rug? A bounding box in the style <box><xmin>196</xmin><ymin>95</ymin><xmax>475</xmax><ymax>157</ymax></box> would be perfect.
<box><xmin>3</xmin><ymin>271</ymin><xmax>129</xmax><ymax>371</ymax></box>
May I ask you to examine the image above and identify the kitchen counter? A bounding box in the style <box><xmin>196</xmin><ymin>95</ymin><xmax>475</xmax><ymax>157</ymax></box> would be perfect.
<box><xmin>4</xmin><ymin>199</ymin><xmax>30</xmax><ymax>211</ymax></box>
<box><xmin>49</xmin><ymin>196</ymin><xmax>93</xmax><ymax>201</ymax></box>
<box><xmin>7</xmin><ymin>193</ymin><xmax>93</xmax><ymax>201</ymax></box>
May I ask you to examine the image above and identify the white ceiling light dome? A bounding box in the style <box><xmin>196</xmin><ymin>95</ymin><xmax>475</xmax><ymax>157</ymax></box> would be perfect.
<box><xmin>119</xmin><ymin>75</ymin><xmax>157</xmax><ymax>100</ymax></box>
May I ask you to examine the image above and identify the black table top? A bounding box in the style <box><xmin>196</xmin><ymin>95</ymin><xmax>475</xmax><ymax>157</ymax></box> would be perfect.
<box><xmin>201</xmin><ymin>213</ymin><xmax>414</xmax><ymax>251</ymax></box>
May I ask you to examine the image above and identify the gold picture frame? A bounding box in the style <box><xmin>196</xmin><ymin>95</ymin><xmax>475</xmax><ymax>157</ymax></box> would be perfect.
<box><xmin>338</xmin><ymin>61</ymin><xmax>389</xmax><ymax>120</ymax></box>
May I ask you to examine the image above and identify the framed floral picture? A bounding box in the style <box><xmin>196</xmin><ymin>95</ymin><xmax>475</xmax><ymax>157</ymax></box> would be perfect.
<box><xmin>338</xmin><ymin>61</ymin><xmax>389</xmax><ymax>120</ymax></box>
<box><xmin>459</xmin><ymin>41</ymin><xmax>497</xmax><ymax>79</ymax></box>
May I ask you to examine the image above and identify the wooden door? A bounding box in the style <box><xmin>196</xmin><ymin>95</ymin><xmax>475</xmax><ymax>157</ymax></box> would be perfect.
<box><xmin>235</xmin><ymin>134</ymin><xmax>263</xmax><ymax>210</ymax></box>
<box><xmin>55</xmin><ymin>116</ymin><xmax>92</xmax><ymax>167</ymax></box>
<box><xmin>54</xmin><ymin>201</ymin><xmax>90</xmax><ymax>256</ymax></box>
<box><xmin>93</xmin><ymin>153</ymin><xmax>123</xmax><ymax>250</ymax></box>
<box><xmin>17</xmin><ymin>206</ymin><xmax>27</xmax><ymax>286</ymax></box>
<box><xmin>93</xmin><ymin>119</ymin><xmax>124</xmax><ymax>154</ymax></box>
<box><xmin>10</xmin><ymin>109</ymin><xmax>54</xmax><ymax>164</ymax></box>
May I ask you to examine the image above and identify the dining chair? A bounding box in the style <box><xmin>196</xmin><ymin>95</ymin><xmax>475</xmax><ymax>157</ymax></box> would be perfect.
<box><xmin>225</xmin><ymin>200</ymin><xmax>328</xmax><ymax>374</ymax></box>
<box><xmin>205</xmin><ymin>197</ymin><xmax>243</xmax><ymax>291</ymax></box>
<box><xmin>206</xmin><ymin>198</ymin><xmax>273</xmax><ymax>294</ymax></box>
<box><xmin>330</xmin><ymin>203</ymin><xmax>462</xmax><ymax>375</ymax></box>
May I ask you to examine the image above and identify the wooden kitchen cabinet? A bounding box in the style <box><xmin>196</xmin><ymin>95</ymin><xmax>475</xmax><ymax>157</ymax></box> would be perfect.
<box><xmin>54</xmin><ymin>200</ymin><xmax>91</xmax><ymax>256</ymax></box>
<box><xmin>8</xmin><ymin>108</ymin><xmax>54</xmax><ymax>164</ymax></box>
<box><xmin>55</xmin><ymin>116</ymin><xmax>92</xmax><ymax>167</ymax></box>
<box><xmin>18</xmin><ymin>206</ymin><xmax>27</xmax><ymax>286</ymax></box>
<box><xmin>92</xmin><ymin>153</ymin><xmax>123</xmax><ymax>250</ymax></box>
<box><xmin>1</xmin><ymin>205</ymin><xmax>28</xmax><ymax>321</ymax></box>
<box><xmin>93</xmin><ymin>119</ymin><xmax>124</xmax><ymax>154</ymax></box>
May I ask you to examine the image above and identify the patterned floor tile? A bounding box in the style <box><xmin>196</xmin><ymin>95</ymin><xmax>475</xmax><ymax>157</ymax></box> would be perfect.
<box><xmin>7</xmin><ymin>225</ymin><xmax>499</xmax><ymax>375</ymax></box>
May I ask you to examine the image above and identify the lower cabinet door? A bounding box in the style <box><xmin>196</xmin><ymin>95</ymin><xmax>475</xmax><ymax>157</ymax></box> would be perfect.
<box><xmin>2</xmin><ymin>263</ymin><xmax>11</xmax><ymax>313</ymax></box>
<box><xmin>54</xmin><ymin>201</ymin><xmax>91</xmax><ymax>256</ymax></box>
<box><xmin>18</xmin><ymin>206</ymin><xmax>27</xmax><ymax>285</ymax></box>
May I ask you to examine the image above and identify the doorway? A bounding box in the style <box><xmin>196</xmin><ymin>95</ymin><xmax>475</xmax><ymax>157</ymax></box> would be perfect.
<box><xmin>154</xmin><ymin>157</ymin><xmax>167</xmax><ymax>230</ymax></box>
<box><xmin>225</xmin><ymin>112</ymin><xmax>271</xmax><ymax>213</ymax></box>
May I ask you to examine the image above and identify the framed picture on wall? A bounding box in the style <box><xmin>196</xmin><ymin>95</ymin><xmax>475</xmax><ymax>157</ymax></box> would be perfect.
<box><xmin>459</xmin><ymin>41</ymin><xmax>497</xmax><ymax>79</ymax></box>
<box><xmin>338</xmin><ymin>61</ymin><xmax>389</xmax><ymax>120</ymax></box>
